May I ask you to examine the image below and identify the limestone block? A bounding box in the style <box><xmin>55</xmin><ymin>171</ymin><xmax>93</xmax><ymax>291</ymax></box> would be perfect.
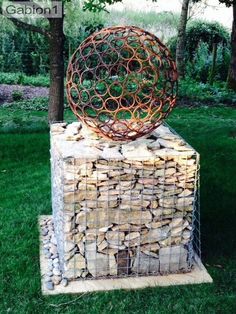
<box><xmin>159</xmin><ymin>245</ymin><xmax>188</xmax><ymax>272</ymax></box>
<box><xmin>85</xmin><ymin>242</ymin><xmax>117</xmax><ymax>276</ymax></box>
<box><xmin>132</xmin><ymin>251</ymin><xmax>160</xmax><ymax>274</ymax></box>
<box><xmin>75</xmin><ymin>209</ymin><xmax>152</xmax><ymax>228</ymax></box>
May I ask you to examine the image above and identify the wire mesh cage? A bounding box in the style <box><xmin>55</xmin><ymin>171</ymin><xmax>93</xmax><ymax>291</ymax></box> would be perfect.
<box><xmin>51</xmin><ymin>123</ymin><xmax>200</xmax><ymax>281</ymax></box>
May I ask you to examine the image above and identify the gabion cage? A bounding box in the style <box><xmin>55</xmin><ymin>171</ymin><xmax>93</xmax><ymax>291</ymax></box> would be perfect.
<box><xmin>66</xmin><ymin>26</ymin><xmax>178</xmax><ymax>141</ymax></box>
<box><xmin>51</xmin><ymin>122</ymin><xmax>201</xmax><ymax>281</ymax></box>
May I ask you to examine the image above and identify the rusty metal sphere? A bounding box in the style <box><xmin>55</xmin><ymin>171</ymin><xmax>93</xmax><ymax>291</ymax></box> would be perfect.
<box><xmin>66</xmin><ymin>25</ymin><xmax>178</xmax><ymax>141</ymax></box>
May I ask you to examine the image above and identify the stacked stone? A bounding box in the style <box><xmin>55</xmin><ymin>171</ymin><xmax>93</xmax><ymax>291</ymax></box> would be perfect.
<box><xmin>50</xmin><ymin>122</ymin><xmax>199</xmax><ymax>280</ymax></box>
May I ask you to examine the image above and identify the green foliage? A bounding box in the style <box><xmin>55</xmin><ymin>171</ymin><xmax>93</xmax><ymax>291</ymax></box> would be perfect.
<box><xmin>0</xmin><ymin>26</ymin><xmax>49</xmax><ymax>75</ymax></box>
<box><xmin>185</xmin><ymin>20</ymin><xmax>230</xmax><ymax>59</ymax></box>
<box><xmin>2</xmin><ymin>96</ymin><xmax>70</xmax><ymax>111</ymax></box>
<box><xmin>11</xmin><ymin>90</ymin><xmax>23</xmax><ymax>101</ymax></box>
<box><xmin>83</xmin><ymin>0</ymin><xmax>122</xmax><ymax>12</ymax></box>
<box><xmin>0</xmin><ymin>2</ymin><xmax>179</xmax><ymax>77</ymax></box>
<box><xmin>188</xmin><ymin>42</ymin><xmax>212</xmax><ymax>83</ymax></box>
<box><xmin>0</xmin><ymin>72</ymin><xmax>49</xmax><ymax>86</ymax></box>
<box><xmin>213</xmin><ymin>43</ymin><xmax>231</xmax><ymax>80</ymax></box>
<box><xmin>64</xmin><ymin>1</ymin><xmax>106</xmax><ymax>63</ymax></box>
<box><xmin>83</xmin><ymin>0</ymin><xmax>158</xmax><ymax>12</ymax></box>
<box><xmin>3</xmin><ymin>97</ymin><xmax>49</xmax><ymax>111</ymax></box>
<box><xmin>65</xmin><ymin>18</ymin><xmax>104</xmax><ymax>61</ymax></box>
<box><xmin>167</xmin><ymin>35</ymin><xmax>177</xmax><ymax>58</ymax></box>
<box><xmin>168</xmin><ymin>20</ymin><xmax>230</xmax><ymax>83</ymax></box>
<box><xmin>168</xmin><ymin>20</ymin><xmax>230</xmax><ymax>59</ymax></box>
<box><xmin>107</xmin><ymin>10</ymin><xmax>179</xmax><ymax>43</ymax></box>
<box><xmin>185</xmin><ymin>42</ymin><xmax>231</xmax><ymax>82</ymax></box>
<box><xmin>20</xmin><ymin>74</ymin><xmax>50</xmax><ymax>87</ymax></box>
<box><xmin>178</xmin><ymin>78</ymin><xmax>236</xmax><ymax>105</ymax></box>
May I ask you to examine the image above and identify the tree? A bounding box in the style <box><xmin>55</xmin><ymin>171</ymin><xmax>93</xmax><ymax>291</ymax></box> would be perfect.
<box><xmin>185</xmin><ymin>21</ymin><xmax>229</xmax><ymax>57</ymax></box>
<box><xmin>176</xmin><ymin>0</ymin><xmax>203</xmax><ymax>78</ymax></box>
<box><xmin>0</xmin><ymin>1</ymin><xmax>64</xmax><ymax>122</ymax></box>
<box><xmin>0</xmin><ymin>0</ymin><xmax>123</xmax><ymax>122</ymax></box>
<box><xmin>176</xmin><ymin>0</ymin><xmax>190</xmax><ymax>78</ymax></box>
<box><xmin>184</xmin><ymin>20</ymin><xmax>229</xmax><ymax>84</ymax></box>
<box><xmin>219</xmin><ymin>0</ymin><xmax>236</xmax><ymax>90</ymax></box>
<box><xmin>168</xmin><ymin>20</ymin><xmax>230</xmax><ymax>83</ymax></box>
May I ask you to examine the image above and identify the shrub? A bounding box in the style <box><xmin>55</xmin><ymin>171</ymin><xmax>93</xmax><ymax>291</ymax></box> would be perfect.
<box><xmin>3</xmin><ymin>97</ymin><xmax>69</xmax><ymax>111</ymax></box>
<box><xmin>0</xmin><ymin>72</ymin><xmax>50</xmax><ymax>87</ymax></box>
<box><xmin>185</xmin><ymin>42</ymin><xmax>231</xmax><ymax>83</ymax></box>
<box><xmin>178</xmin><ymin>79</ymin><xmax>236</xmax><ymax>105</ymax></box>
<box><xmin>21</xmin><ymin>74</ymin><xmax>50</xmax><ymax>87</ymax></box>
<box><xmin>12</xmin><ymin>90</ymin><xmax>23</xmax><ymax>101</ymax></box>
<box><xmin>168</xmin><ymin>20</ymin><xmax>230</xmax><ymax>83</ymax></box>
<box><xmin>3</xmin><ymin>97</ymin><xmax>49</xmax><ymax>111</ymax></box>
<box><xmin>168</xmin><ymin>20</ymin><xmax>230</xmax><ymax>59</ymax></box>
<box><xmin>185</xmin><ymin>20</ymin><xmax>230</xmax><ymax>59</ymax></box>
<box><xmin>187</xmin><ymin>42</ymin><xmax>210</xmax><ymax>83</ymax></box>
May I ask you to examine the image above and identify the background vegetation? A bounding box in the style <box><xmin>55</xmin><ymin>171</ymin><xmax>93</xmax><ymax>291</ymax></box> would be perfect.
<box><xmin>0</xmin><ymin>9</ymin><xmax>235</xmax><ymax>107</ymax></box>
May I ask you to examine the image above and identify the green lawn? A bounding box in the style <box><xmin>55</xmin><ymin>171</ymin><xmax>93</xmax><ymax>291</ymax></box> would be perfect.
<box><xmin>0</xmin><ymin>106</ymin><xmax>236</xmax><ymax>313</ymax></box>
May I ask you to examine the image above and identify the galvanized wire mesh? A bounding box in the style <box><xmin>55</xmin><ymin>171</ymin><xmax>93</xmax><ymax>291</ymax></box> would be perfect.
<box><xmin>51</xmin><ymin>126</ymin><xmax>200</xmax><ymax>280</ymax></box>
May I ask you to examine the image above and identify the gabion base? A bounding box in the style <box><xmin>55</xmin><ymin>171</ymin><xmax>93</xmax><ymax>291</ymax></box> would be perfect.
<box><xmin>50</xmin><ymin>122</ymin><xmax>201</xmax><ymax>281</ymax></box>
<box><xmin>39</xmin><ymin>216</ymin><xmax>212</xmax><ymax>294</ymax></box>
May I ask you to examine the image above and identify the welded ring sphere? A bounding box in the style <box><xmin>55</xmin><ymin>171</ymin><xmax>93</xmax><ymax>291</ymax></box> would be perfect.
<box><xmin>66</xmin><ymin>26</ymin><xmax>178</xmax><ymax>141</ymax></box>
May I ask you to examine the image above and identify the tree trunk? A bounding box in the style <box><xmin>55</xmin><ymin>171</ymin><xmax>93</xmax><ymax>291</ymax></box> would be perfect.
<box><xmin>48</xmin><ymin>17</ymin><xmax>64</xmax><ymax>123</ymax></box>
<box><xmin>0</xmin><ymin>3</ymin><xmax>65</xmax><ymax>122</ymax></box>
<box><xmin>176</xmin><ymin>0</ymin><xmax>190</xmax><ymax>79</ymax></box>
<box><xmin>227</xmin><ymin>3</ymin><xmax>236</xmax><ymax>91</ymax></box>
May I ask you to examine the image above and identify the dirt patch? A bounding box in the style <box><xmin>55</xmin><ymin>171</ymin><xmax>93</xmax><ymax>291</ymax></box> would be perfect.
<box><xmin>0</xmin><ymin>84</ymin><xmax>49</xmax><ymax>105</ymax></box>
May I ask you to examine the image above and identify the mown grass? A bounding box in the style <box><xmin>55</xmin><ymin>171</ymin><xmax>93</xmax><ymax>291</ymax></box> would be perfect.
<box><xmin>0</xmin><ymin>106</ymin><xmax>236</xmax><ymax>313</ymax></box>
